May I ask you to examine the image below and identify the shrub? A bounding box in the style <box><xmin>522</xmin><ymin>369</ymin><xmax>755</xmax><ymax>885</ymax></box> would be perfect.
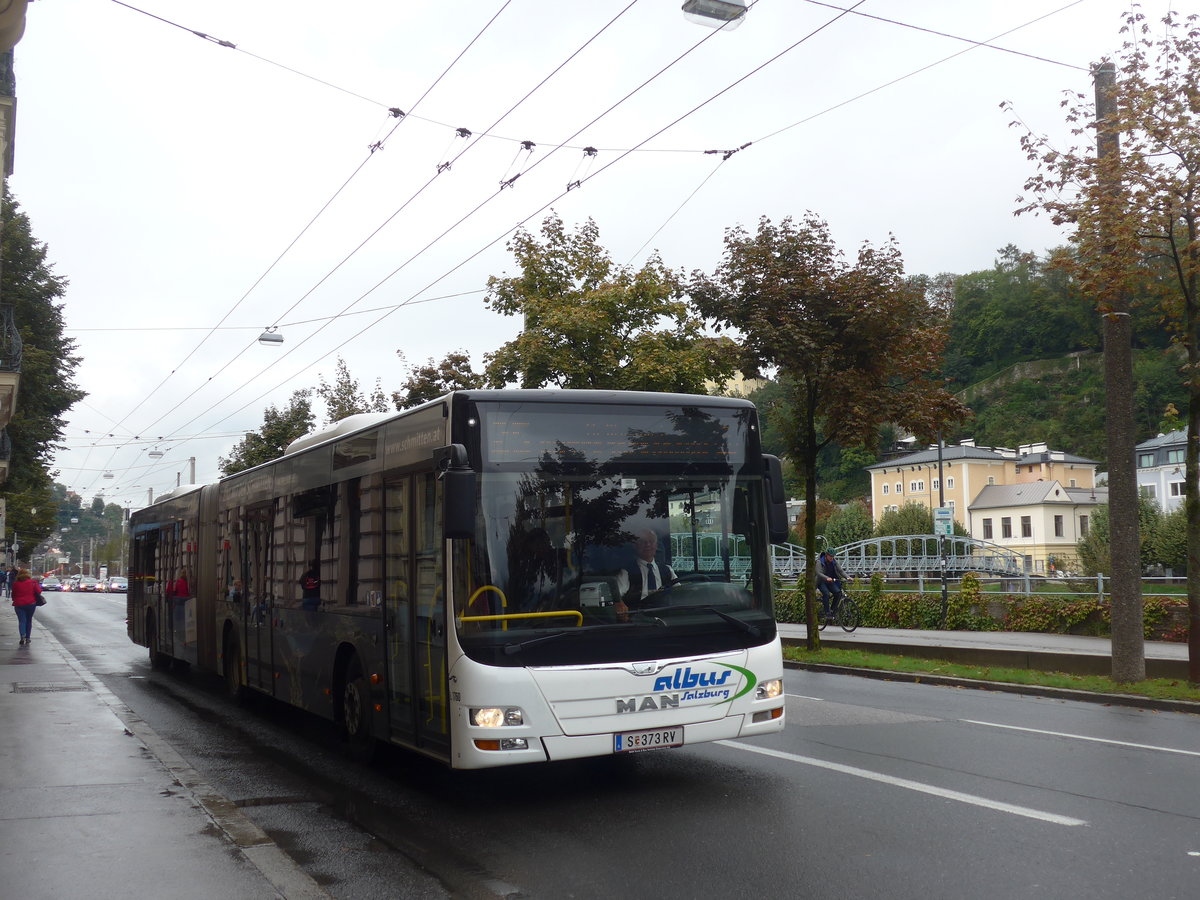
<box><xmin>1143</xmin><ymin>594</ymin><xmax>1188</xmax><ymax>641</ymax></box>
<box><xmin>1004</xmin><ymin>595</ymin><xmax>1105</xmax><ymax>634</ymax></box>
<box><xmin>773</xmin><ymin>587</ymin><xmax>805</xmax><ymax>624</ymax></box>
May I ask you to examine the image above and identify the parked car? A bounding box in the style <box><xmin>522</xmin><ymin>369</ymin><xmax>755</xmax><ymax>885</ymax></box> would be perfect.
<box><xmin>77</xmin><ymin>576</ymin><xmax>101</xmax><ymax>592</ymax></box>
<box><xmin>40</xmin><ymin>576</ymin><xmax>64</xmax><ymax>591</ymax></box>
<box><xmin>105</xmin><ymin>576</ymin><xmax>128</xmax><ymax>593</ymax></box>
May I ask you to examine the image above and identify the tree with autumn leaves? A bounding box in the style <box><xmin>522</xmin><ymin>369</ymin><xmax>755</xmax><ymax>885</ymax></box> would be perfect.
<box><xmin>483</xmin><ymin>214</ymin><xmax>740</xmax><ymax>393</ymax></box>
<box><xmin>691</xmin><ymin>214</ymin><xmax>966</xmax><ymax>648</ymax></box>
<box><xmin>1010</xmin><ymin>7</ymin><xmax>1200</xmax><ymax>684</ymax></box>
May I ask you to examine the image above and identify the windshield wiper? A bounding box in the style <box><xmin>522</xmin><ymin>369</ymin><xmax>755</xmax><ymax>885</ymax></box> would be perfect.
<box><xmin>502</xmin><ymin>629</ymin><xmax>579</xmax><ymax>656</ymax></box>
<box><xmin>630</xmin><ymin>604</ymin><xmax>761</xmax><ymax>637</ymax></box>
<box><xmin>501</xmin><ymin>620</ymin><xmax>661</xmax><ymax>656</ymax></box>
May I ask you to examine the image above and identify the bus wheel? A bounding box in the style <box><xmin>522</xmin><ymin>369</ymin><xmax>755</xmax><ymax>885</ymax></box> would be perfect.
<box><xmin>223</xmin><ymin>631</ymin><xmax>243</xmax><ymax>700</ymax></box>
<box><xmin>147</xmin><ymin>614</ymin><xmax>169</xmax><ymax>671</ymax></box>
<box><xmin>341</xmin><ymin>655</ymin><xmax>376</xmax><ymax>762</ymax></box>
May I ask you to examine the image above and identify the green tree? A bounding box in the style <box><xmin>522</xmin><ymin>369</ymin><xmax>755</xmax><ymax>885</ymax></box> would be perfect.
<box><xmin>1152</xmin><ymin>506</ymin><xmax>1187</xmax><ymax>573</ymax></box>
<box><xmin>691</xmin><ymin>214</ymin><xmax>966</xmax><ymax>647</ymax></box>
<box><xmin>875</xmin><ymin>502</ymin><xmax>934</xmax><ymax>537</ymax></box>
<box><xmin>219</xmin><ymin>390</ymin><xmax>315</xmax><ymax>476</ymax></box>
<box><xmin>1010</xmin><ymin>8</ymin><xmax>1200</xmax><ymax>682</ymax></box>
<box><xmin>393</xmin><ymin>349</ymin><xmax>486</xmax><ymax>410</ymax></box>
<box><xmin>0</xmin><ymin>187</ymin><xmax>86</xmax><ymax>552</ymax></box>
<box><xmin>823</xmin><ymin>501</ymin><xmax>873</xmax><ymax>549</ymax></box>
<box><xmin>1074</xmin><ymin>497</ymin><xmax>1161</xmax><ymax>576</ymax></box>
<box><xmin>315</xmin><ymin>356</ymin><xmax>389</xmax><ymax>424</ymax></box>
<box><xmin>1076</xmin><ymin>504</ymin><xmax>1111</xmax><ymax>577</ymax></box>
<box><xmin>483</xmin><ymin>214</ymin><xmax>739</xmax><ymax>392</ymax></box>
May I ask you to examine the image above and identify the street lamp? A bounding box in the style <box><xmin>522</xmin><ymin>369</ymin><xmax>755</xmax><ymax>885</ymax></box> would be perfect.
<box><xmin>682</xmin><ymin>0</ymin><xmax>747</xmax><ymax>30</ymax></box>
<box><xmin>258</xmin><ymin>327</ymin><xmax>284</xmax><ymax>345</ymax></box>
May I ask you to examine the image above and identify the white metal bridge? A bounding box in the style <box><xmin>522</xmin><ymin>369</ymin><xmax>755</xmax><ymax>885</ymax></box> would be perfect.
<box><xmin>768</xmin><ymin>534</ymin><xmax>1025</xmax><ymax>580</ymax></box>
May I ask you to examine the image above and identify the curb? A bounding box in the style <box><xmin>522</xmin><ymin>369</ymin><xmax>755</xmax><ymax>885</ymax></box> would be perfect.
<box><xmin>783</xmin><ymin>635</ymin><xmax>1190</xmax><ymax>681</ymax></box>
<box><xmin>784</xmin><ymin>659</ymin><xmax>1200</xmax><ymax>715</ymax></box>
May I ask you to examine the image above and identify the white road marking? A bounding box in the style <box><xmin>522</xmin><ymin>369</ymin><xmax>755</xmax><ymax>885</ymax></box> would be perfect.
<box><xmin>787</xmin><ymin>693</ymin><xmax>826</xmax><ymax>701</ymax></box>
<box><xmin>961</xmin><ymin>720</ymin><xmax>1200</xmax><ymax>758</ymax></box>
<box><xmin>716</xmin><ymin>740</ymin><xmax>1088</xmax><ymax>827</ymax></box>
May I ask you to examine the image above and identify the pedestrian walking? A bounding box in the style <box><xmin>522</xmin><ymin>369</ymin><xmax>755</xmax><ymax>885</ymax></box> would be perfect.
<box><xmin>11</xmin><ymin>567</ymin><xmax>41</xmax><ymax>645</ymax></box>
<box><xmin>4</xmin><ymin>564</ymin><xmax>16</xmax><ymax>599</ymax></box>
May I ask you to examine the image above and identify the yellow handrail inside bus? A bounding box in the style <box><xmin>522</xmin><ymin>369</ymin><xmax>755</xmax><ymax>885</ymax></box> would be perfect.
<box><xmin>459</xmin><ymin>610</ymin><xmax>584</xmax><ymax>627</ymax></box>
<box><xmin>462</xmin><ymin>585</ymin><xmax>509</xmax><ymax>630</ymax></box>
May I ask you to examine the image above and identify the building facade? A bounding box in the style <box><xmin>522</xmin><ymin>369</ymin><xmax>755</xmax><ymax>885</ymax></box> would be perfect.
<box><xmin>966</xmin><ymin>482</ymin><xmax>1107</xmax><ymax>574</ymax></box>
<box><xmin>1135</xmin><ymin>430</ymin><xmax>1187</xmax><ymax>513</ymax></box>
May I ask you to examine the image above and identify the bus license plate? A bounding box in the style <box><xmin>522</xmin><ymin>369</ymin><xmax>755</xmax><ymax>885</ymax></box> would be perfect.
<box><xmin>614</xmin><ymin>727</ymin><xmax>683</xmax><ymax>753</ymax></box>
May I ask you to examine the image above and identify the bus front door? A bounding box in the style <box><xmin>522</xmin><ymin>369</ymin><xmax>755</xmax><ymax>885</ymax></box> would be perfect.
<box><xmin>384</xmin><ymin>472</ymin><xmax>448</xmax><ymax>756</ymax></box>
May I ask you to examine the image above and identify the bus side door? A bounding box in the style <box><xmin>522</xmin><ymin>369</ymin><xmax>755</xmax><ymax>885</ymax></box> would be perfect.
<box><xmin>242</xmin><ymin>502</ymin><xmax>276</xmax><ymax>692</ymax></box>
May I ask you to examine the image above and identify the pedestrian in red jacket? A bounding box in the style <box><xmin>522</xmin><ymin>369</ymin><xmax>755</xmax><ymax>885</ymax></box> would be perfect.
<box><xmin>11</xmin><ymin>568</ymin><xmax>40</xmax><ymax>646</ymax></box>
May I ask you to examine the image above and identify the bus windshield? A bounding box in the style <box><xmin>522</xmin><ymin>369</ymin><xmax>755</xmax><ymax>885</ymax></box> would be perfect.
<box><xmin>453</xmin><ymin>400</ymin><xmax>776</xmax><ymax>667</ymax></box>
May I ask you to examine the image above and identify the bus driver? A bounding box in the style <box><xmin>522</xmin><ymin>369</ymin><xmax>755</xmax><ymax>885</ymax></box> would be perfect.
<box><xmin>614</xmin><ymin>529</ymin><xmax>676</xmax><ymax>619</ymax></box>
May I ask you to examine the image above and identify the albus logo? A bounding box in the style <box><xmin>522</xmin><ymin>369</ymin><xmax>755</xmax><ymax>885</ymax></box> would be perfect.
<box><xmin>616</xmin><ymin>663</ymin><xmax>758</xmax><ymax>713</ymax></box>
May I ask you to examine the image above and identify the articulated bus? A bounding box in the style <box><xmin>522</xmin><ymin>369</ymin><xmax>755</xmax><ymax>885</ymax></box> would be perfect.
<box><xmin>128</xmin><ymin>390</ymin><xmax>789</xmax><ymax>768</ymax></box>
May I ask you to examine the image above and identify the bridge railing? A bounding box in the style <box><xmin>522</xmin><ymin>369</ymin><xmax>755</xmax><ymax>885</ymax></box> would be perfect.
<box><xmin>769</xmin><ymin>534</ymin><xmax>1027</xmax><ymax>579</ymax></box>
<box><xmin>677</xmin><ymin>534</ymin><xmax>1030</xmax><ymax>581</ymax></box>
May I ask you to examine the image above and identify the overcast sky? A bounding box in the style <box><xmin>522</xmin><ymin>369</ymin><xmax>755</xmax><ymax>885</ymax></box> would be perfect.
<box><xmin>9</xmin><ymin>0</ymin><xmax>1170</xmax><ymax>510</ymax></box>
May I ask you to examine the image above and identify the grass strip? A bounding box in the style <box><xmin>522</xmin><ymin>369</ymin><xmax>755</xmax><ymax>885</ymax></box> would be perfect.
<box><xmin>783</xmin><ymin>645</ymin><xmax>1200</xmax><ymax>703</ymax></box>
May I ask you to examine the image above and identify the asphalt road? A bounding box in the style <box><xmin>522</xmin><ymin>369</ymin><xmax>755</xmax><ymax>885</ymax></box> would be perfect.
<box><xmin>38</xmin><ymin>593</ymin><xmax>1200</xmax><ymax>899</ymax></box>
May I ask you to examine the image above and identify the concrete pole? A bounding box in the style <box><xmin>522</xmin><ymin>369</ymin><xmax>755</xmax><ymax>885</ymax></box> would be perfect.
<box><xmin>937</xmin><ymin>432</ymin><xmax>948</xmax><ymax>627</ymax></box>
<box><xmin>1094</xmin><ymin>61</ymin><xmax>1145</xmax><ymax>682</ymax></box>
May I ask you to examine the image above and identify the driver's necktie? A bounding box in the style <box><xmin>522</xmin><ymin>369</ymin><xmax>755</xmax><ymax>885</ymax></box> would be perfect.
<box><xmin>645</xmin><ymin>563</ymin><xmax>657</xmax><ymax>593</ymax></box>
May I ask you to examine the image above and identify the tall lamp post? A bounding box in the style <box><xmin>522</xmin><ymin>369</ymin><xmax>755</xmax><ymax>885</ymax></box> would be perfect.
<box><xmin>936</xmin><ymin>432</ymin><xmax>950</xmax><ymax>627</ymax></box>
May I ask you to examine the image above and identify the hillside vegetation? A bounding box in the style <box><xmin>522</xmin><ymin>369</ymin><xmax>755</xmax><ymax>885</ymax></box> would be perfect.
<box><xmin>750</xmin><ymin>246</ymin><xmax>1186</xmax><ymax>499</ymax></box>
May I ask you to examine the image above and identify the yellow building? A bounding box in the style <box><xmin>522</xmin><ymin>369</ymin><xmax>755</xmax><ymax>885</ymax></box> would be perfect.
<box><xmin>866</xmin><ymin>440</ymin><xmax>1100</xmax><ymax>572</ymax></box>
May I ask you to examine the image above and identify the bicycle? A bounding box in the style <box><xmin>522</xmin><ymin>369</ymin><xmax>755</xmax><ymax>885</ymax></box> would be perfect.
<box><xmin>818</xmin><ymin>587</ymin><xmax>861</xmax><ymax>633</ymax></box>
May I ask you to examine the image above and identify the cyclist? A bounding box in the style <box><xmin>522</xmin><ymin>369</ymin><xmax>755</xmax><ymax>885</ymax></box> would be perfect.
<box><xmin>816</xmin><ymin>549</ymin><xmax>848</xmax><ymax>619</ymax></box>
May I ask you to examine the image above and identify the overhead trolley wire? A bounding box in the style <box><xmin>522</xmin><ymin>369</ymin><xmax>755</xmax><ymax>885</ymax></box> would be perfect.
<box><xmin>144</xmin><ymin>2</ymin><xmax>651</xmax><ymax>447</ymax></box>
<box><xmin>94</xmin><ymin>0</ymin><xmax>515</xmax><ymax>434</ymax></box>
<box><xmin>72</xmin><ymin>1</ymin><xmax>518</xmax><ymax>498</ymax></box>
<box><xmin>802</xmin><ymin>0</ymin><xmax>1087</xmax><ymax>71</ymax></box>
<box><xmin>83</xmin><ymin>1</ymin><xmax>645</xmax><ymax>500</ymax></box>
<box><xmin>168</xmin><ymin>2</ymin><xmax>868</xmax><ymax>443</ymax></box>
<box><xmin>86</xmin><ymin>1</ymin><xmax>1088</xmax><ymax>505</ymax></box>
<box><xmin>624</xmin><ymin>0</ymin><xmax>1092</xmax><ymax>267</ymax></box>
<box><xmin>108</xmin><ymin>0</ymin><xmax>710</xmax><ymax>156</ymax></box>
<box><xmin>754</xmin><ymin>0</ymin><xmax>1090</xmax><ymax>145</ymax></box>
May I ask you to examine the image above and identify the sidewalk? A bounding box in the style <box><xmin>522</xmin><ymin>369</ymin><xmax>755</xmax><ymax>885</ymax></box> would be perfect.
<box><xmin>0</xmin><ymin>606</ymin><xmax>328</xmax><ymax>899</ymax></box>
<box><xmin>778</xmin><ymin>622</ymin><xmax>1199</xmax><ymax>712</ymax></box>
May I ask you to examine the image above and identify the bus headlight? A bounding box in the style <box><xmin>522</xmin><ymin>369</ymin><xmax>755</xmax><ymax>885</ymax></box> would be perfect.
<box><xmin>755</xmin><ymin>679</ymin><xmax>783</xmax><ymax>700</ymax></box>
<box><xmin>470</xmin><ymin>707</ymin><xmax>524</xmax><ymax>727</ymax></box>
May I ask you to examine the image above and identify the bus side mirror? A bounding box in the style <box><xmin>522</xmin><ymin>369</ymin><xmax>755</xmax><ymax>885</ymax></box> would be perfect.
<box><xmin>763</xmin><ymin>454</ymin><xmax>790</xmax><ymax>544</ymax></box>
<box><xmin>435</xmin><ymin>444</ymin><xmax>476</xmax><ymax>540</ymax></box>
